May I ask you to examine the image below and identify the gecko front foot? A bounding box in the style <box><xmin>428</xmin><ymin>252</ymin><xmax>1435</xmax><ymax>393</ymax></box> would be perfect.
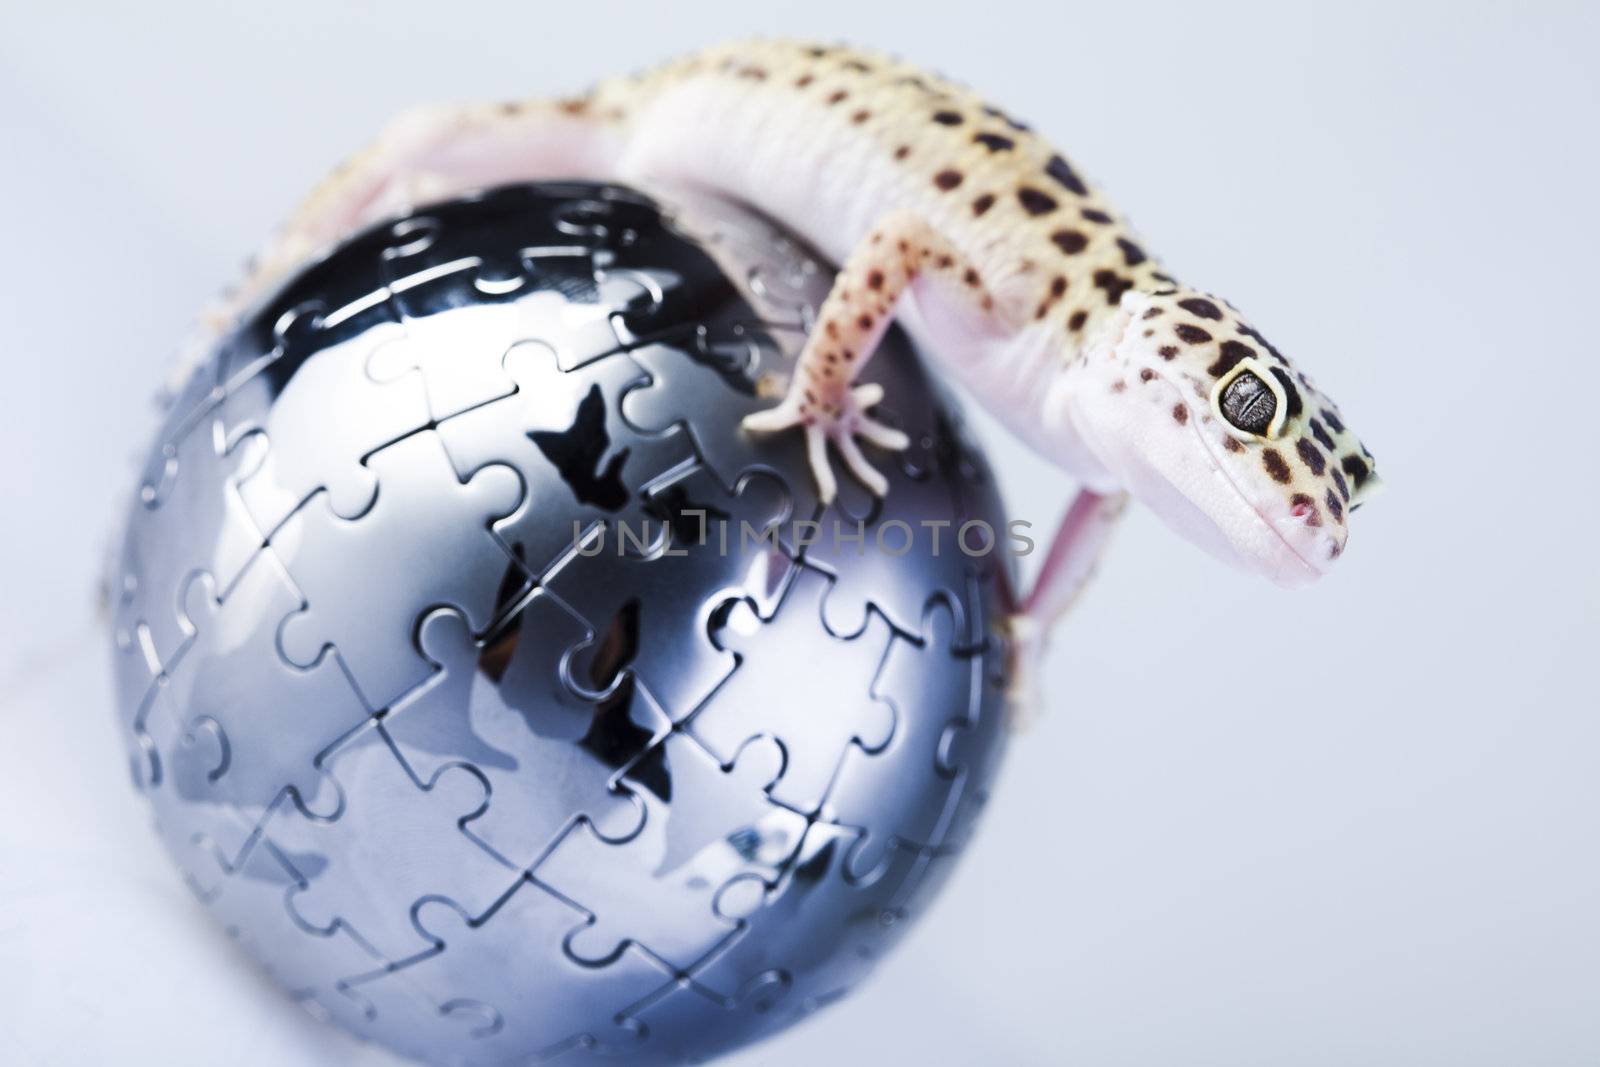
<box><xmin>742</xmin><ymin>382</ymin><xmax>909</xmax><ymax>503</ymax></box>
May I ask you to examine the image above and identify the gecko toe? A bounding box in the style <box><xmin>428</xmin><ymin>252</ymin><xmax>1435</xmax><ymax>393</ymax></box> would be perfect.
<box><xmin>741</xmin><ymin>403</ymin><xmax>802</xmax><ymax>434</ymax></box>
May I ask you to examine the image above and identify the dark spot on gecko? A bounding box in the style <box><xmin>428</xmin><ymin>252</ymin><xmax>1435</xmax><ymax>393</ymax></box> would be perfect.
<box><xmin>1050</xmin><ymin>275</ymin><xmax>1067</xmax><ymax>297</ymax></box>
<box><xmin>843</xmin><ymin>59</ymin><xmax>871</xmax><ymax>73</ymax></box>
<box><xmin>973</xmin><ymin>132</ymin><xmax>1015</xmax><ymax>152</ymax></box>
<box><xmin>1044</xmin><ymin>154</ymin><xmax>1088</xmax><ymax>196</ymax></box>
<box><xmin>1262</xmin><ymin>449</ymin><xmax>1292</xmax><ymax>483</ymax></box>
<box><xmin>1051</xmin><ymin>229</ymin><xmax>1088</xmax><ymax>254</ymax></box>
<box><xmin>1325</xmin><ymin>489</ymin><xmax>1344</xmax><ymax>522</ymax></box>
<box><xmin>805</xmin><ymin>46</ymin><xmax>830</xmax><ymax>58</ymax></box>
<box><xmin>935</xmin><ymin>170</ymin><xmax>964</xmax><ymax>190</ymax></box>
<box><xmin>1237</xmin><ymin>322</ymin><xmax>1285</xmax><ymax>363</ymax></box>
<box><xmin>933</xmin><ymin>110</ymin><xmax>963</xmax><ymax>125</ymax></box>
<box><xmin>1321</xmin><ymin>407</ymin><xmax>1345</xmax><ymax>433</ymax></box>
<box><xmin>866</xmin><ymin>270</ymin><xmax>885</xmax><ymax>290</ymax></box>
<box><xmin>1093</xmin><ymin>270</ymin><xmax>1132</xmax><ymax>306</ymax></box>
<box><xmin>1341</xmin><ymin>454</ymin><xmax>1371</xmax><ymax>489</ymax></box>
<box><xmin>1116</xmin><ymin>238</ymin><xmax>1147</xmax><ymax>266</ymax></box>
<box><xmin>1151</xmin><ymin>272</ymin><xmax>1176</xmax><ymax>284</ymax></box>
<box><xmin>1329</xmin><ymin>467</ymin><xmax>1350</xmax><ymax>502</ymax></box>
<box><xmin>1157</xmin><ymin>344</ymin><xmax>1178</xmax><ymax>359</ymax></box>
<box><xmin>1175</xmin><ymin>323</ymin><xmax>1212</xmax><ymax>344</ymax></box>
<box><xmin>1222</xmin><ymin>435</ymin><xmax>1245</xmax><ymax>453</ymax></box>
<box><xmin>1208</xmin><ymin>339</ymin><xmax>1255</xmax><ymax>377</ymax></box>
<box><xmin>1142</xmin><ymin>307</ymin><xmax>1164</xmax><ymax>319</ymax></box>
<box><xmin>1178</xmin><ymin>297</ymin><xmax>1222</xmax><ymax>320</ymax></box>
<box><xmin>972</xmin><ymin>193</ymin><xmax>995</xmax><ymax>216</ymax></box>
<box><xmin>893</xmin><ymin>144</ymin><xmax>911</xmax><ymax>161</ymax></box>
<box><xmin>795</xmin><ymin>74</ymin><xmax>815</xmax><ymax>88</ymax></box>
<box><xmin>1309</xmin><ymin>418</ymin><xmax>1336</xmax><ymax>451</ymax></box>
<box><xmin>937</xmin><ymin>254</ymin><xmax>954</xmax><ymax>268</ymax></box>
<box><xmin>1171</xmin><ymin>403</ymin><xmax>1188</xmax><ymax>425</ymax></box>
<box><xmin>852</xmin><ymin>109</ymin><xmax>872</xmax><ymax>124</ymax></box>
<box><xmin>982</xmin><ymin>105</ymin><xmax>1030</xmax><ymax>131</ymax></box>
<box><xmin>1291</xmin><ymin>493</ymin><xmax>1322</xmax><ymax>526</ymax></box>
<box><xmin>857</xmin><ymin>313</ymin><xmax>874</xmax><ymax>330</ymax></box>
<box><xmin>1017</xmin><ymin>187</ymin><xmax>1058</xmax><ymax>215</ymax></box>
<box><xmin>1068</xmin><ymin>310</ymin><xmax>1088</xmax><ymax>331</ymax></box>
<box><xmin>1081</xmin><ymin>208</ymin><xmax>1113</xmax><ymax>224</ymax></box>
<box><xmin>826</xmin><ymin>90</ymin><xmax>848</xmax><ymax>105</ymax></box>
<box><xmin>963</xmin><ymin>268</ymin><xmax>981</xmax><ymax>287</ymax></box>
<box><xmin>1295</xmin><ymin>437</ymin><xmax>1326</xmax><ymax>475</ymax></box>
<box><xmin>736</xmin><ymin>66</ymin><xmax>769</xmax><ymax>81</ymax></box>
<box><xmin>1139</xmin><ymin>368</ymin><xmax>1155</xmax><ymax>382</ymax></box>
<box><xmin>1269</xmin><ymin>367</ymin><xmax>1304</xmax><ymax>418</ymax></box>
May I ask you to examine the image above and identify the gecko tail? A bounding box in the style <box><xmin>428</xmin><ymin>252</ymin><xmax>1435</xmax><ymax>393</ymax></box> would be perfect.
<box><xmin>292</xmin><ymin>99</ymin><xmax>627</xmax><ymax>263</ymax></box>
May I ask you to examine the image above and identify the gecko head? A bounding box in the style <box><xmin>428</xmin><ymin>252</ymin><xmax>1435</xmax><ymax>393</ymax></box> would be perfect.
<box><xmin>1061</xmin><ymin>287</ymin><xmax>1380</xmax><ymax>585</ymax></box>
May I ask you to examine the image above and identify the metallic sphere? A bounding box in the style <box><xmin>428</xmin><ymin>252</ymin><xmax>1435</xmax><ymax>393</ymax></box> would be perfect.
<box><xmin>108</xmin><ymin>182</ymin><xmax>1014</xmax><ymax>1065</ymax></box>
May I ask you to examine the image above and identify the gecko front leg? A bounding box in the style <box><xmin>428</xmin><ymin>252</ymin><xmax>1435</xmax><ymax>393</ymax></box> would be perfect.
<box><xmin>741</xmin><ymin>211</ymin><xmax>1001</xmax><ymax>502</ymax></box>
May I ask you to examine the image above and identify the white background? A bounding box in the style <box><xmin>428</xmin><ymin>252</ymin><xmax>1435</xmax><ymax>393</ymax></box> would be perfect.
<box><xmin>3</xmin><ymin>2</ymin><xmax>1597</xmax><ymax>1064</ymax></box>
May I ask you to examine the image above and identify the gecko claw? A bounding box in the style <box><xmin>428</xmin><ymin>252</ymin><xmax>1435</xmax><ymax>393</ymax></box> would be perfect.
<box><xmin>743</xmin><ymin>383</ymin><xmax>907</xmax><ymax>503</ymax></box>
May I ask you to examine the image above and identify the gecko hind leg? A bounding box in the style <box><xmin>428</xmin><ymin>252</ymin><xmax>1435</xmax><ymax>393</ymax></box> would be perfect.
<box><xmin>742</xmin><ymin>210</ymin><xmax>1001</xmax><ymax>503</ymax></box>
<box><xmin>1004</xmin><ymin>489</ymin><xmax>1129</xmax><ymax>725</ymax></box>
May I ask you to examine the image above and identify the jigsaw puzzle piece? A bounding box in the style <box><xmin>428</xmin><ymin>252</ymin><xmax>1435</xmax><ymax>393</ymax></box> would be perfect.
<box><xmin>181</xmin><ymin>830</ymin><xmax>386</xmax><ymax>1012</ymax></box>
<box><xmin>622</xmin><ymin>732</ymin><xmax>805</xmax><ymax>887</ymax></box>
<box><xmin>687</xmin><ymin>820</ymin><xmax>926</xmax><ymax>1013</ymax></box>
<box><xmin>372</xmin><ymin>608</ymin><xmax>521</xmax><ymax>780</ymax></box>
<box><xmin>821</xmin><ymin>598</ymin><xmax>980</xmax><ymax>882</ymax></box>
<box><xmin>272</xmin><ymin>430</ymin><xmax>522</xmax><ymax>710</ymax></box>
<box><xmin>935</xmin><ymin>642</ymin><xmax>1013</xmax><ymax>855</ymax></box>
<box><xmin>329</xmin><ymin>969</ymin><xmax>490</xmax><ymax>1067</ymax></box>
<box><xmin>382</xmin><ymin>604</ymin><xmax>655</xmax><ymax>869</ymax></box>
<box><xmin>346</xmin><ymin>883</ymin><xmax>672</xmax><ymax>1065</ymax></box>
<box><xmin>803</xmin><ymin>408</ymin><xmax>991</xmax><ymax>646</ymax></box>
<box><xmin>617</xmin><ymin>328</ymin><xmax>870</xmax><ymax>522</ymax></box>
<box><xmin>688</xmin><ymin>567</ymin><xmax>895</xmax><ymax>814</ymax></box>
<box><xmin>534</xmin><ymin>818</ymin><xmax>735</xmax><ymax>974</ymax></box>
<box><xmin>546</xmin><ymin>464</ymin><xmax>793</xmax><ymax>719</ymax></box>
<box><xmin>219</xmin><ymin>289</ymin><xmax>432</xmax><ymax>536</ymax></box>
<box><xmin>617</xmin><ymin>971</ymin><xmax>787</xmax><ymax>1065</ymax></box>
<box><xmin>157</xmin><ymin>554</ymin><xmax>373</xmax><ymax>824</ymax></box>
<box><xmin>373</xmin><ymin>248</ymin><xmax>662</xmax><ymax>420</ymax></box>
<box><xmin>533</xmin><ymin>731</ymin><xmax>804</xmax><ymax>974</ymax></box>
<box><xmin>436</xmin><ymin>341</ymin><xmax>692</xmax><ymax>582</ymax></box>
<box><xmin>131</xmin><ymin>682</ymin><xmax>279</xmax><ymax>867</ymax></box>
<box><xmin>134</xmin><ymin>356</ymin><xmax>226</xmax><ymax>510</ymax></box>
<box><xmin>112</xmin><ymin>414</ymin><xmax>270</xmax><ymax>693</ymax></box>
<box><xmin>270</xmin><ymin>724</ymin><xmax>510</xmax><ymax>963</ymax></box>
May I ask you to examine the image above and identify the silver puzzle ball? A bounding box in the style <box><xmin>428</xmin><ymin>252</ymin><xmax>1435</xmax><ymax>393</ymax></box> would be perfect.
<box><xmin>109</xmin><ymin>181</ymin><xmax>1014</xmax><ymax>1066</ymax></box>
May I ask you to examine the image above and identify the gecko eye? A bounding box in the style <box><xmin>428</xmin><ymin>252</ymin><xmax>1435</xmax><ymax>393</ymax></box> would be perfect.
<box><xmin>1211</xmin><ymin>358</ymin><xmax>1287</xmax><ymax>439</ymax></box>
<box><xmin>1220</xmin><ymin>372</ymin><xmax>1276</xmax><ymax>434</ymax></box>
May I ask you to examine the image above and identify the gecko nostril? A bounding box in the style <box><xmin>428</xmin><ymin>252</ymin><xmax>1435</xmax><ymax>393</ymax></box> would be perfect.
<box><xmin>1290</xmin><ymin>500</ymin><xmax>1314</xmax><ymax>522</ymax></box>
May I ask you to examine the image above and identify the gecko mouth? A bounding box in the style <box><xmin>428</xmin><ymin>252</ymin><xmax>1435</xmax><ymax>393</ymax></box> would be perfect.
<box><xmin>1107</xmin><ymin>368</ymin><xmax>1331</xmax><ymax>585</ymax></box>
<box><xmin>1169</xmin><ymin>388</ymin><xmax>1335</xmax><ymax>584</ymax></box>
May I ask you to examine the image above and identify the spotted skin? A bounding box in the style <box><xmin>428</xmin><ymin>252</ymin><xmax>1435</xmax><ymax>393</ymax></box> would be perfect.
<box><xmin>193</xmin><ymin>38</ymin><xmax>1378</xmax><ymax>638</ymax></box>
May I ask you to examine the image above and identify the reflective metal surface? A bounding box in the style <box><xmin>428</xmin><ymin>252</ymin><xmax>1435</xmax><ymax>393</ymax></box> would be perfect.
<box><xmin>109</xmin><ymin>182</ymin><xmax>1014</xmax><ymax>1066</ymax></box>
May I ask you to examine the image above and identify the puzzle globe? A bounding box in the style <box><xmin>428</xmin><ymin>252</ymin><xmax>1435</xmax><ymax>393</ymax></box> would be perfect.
<box><xmin>109</xmin><ymin>182</ymin><xmax>1013</xmax><ymax>1065</ymax></box>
